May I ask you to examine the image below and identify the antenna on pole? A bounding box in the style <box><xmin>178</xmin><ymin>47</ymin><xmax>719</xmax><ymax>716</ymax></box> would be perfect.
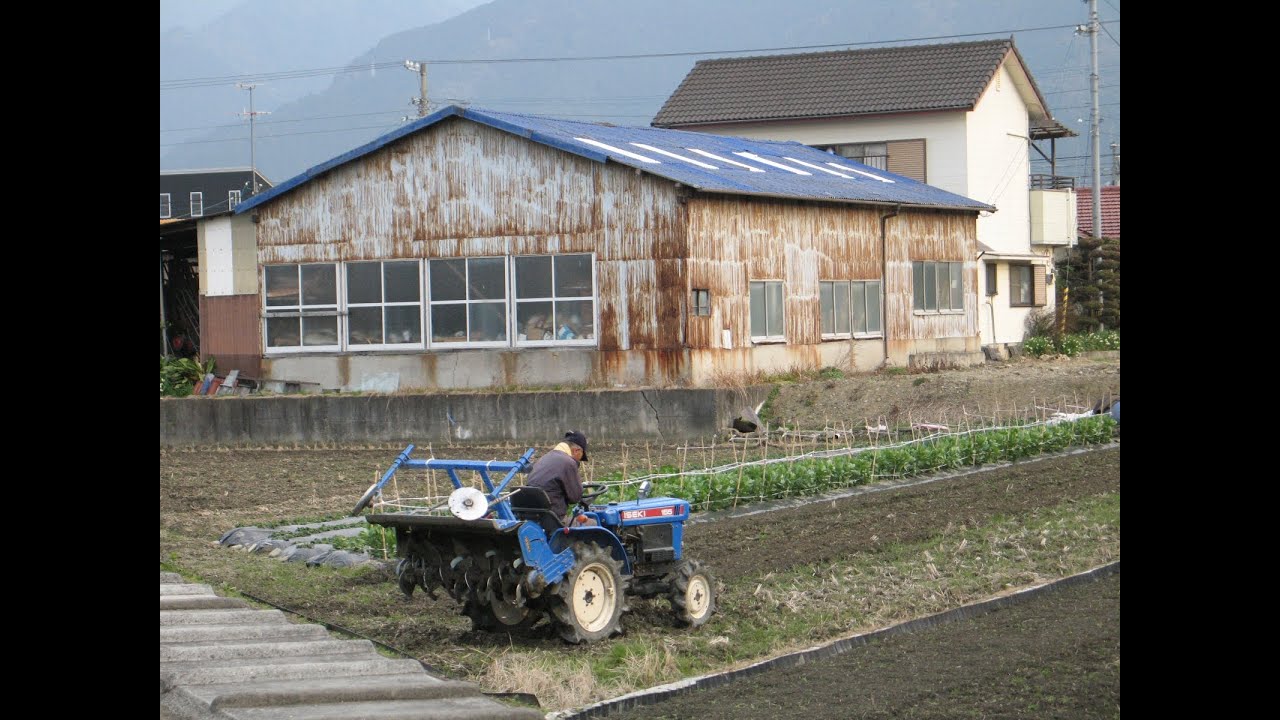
<box><xmin>404</xmin><ymin>60</ymin><xmax>428</xmax><ymax>117</ymax></box>
<box><xmin>236</xmin><ymin>83</ymin><xmax>271</xmax><ymax>195</ymax></box>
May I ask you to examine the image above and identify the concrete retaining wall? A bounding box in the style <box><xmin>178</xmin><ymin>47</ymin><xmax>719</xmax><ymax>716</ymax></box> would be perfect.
<box><xmin>161</xmin><ymin>386</ymin><xmax>773</xmax><ymax>447</ymax></box>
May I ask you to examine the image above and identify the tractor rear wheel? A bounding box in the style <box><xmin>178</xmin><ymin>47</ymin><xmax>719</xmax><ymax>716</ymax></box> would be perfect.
<box><xmin>550</xmin><ymin>541</ymin><xmax>628</xmax><ymax>643</ymax></box>
<box><xmin>668</xmin><ymin>559</ymin><xmax>715</xmax><ymax>628</ymax></box>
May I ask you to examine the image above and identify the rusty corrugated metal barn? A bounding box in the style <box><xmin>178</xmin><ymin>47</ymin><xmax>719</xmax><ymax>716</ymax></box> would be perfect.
<box><xmin>219</xmin><ymin>106</ymin><xmax>991</xmax><ymax>391</ymax></box>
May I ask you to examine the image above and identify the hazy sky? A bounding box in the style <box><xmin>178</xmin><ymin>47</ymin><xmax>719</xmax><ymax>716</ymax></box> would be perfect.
<box><xmin>160</xmin><ymin>0</ymin><xmax>245</xmax><ymax>32</ymax></box>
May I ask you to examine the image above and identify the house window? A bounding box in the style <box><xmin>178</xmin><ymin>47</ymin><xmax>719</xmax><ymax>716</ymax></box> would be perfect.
<box><xmin>985</xmin><ymin>263</ymin><xmax>998</xmax><ymax>296</ymax></box>
<box><xmin>691</xmin><ymin>289</ymin><xmax>711</xmax><ymax>317</ymax></box>
<box><xmin>346</xmin><ymin>261</ymin><xmax>422</xmax><ymax>346</ymax></box>
<box><xmin>913</xmin><ymin>261</ymin><xmax>964</xmax><ymax>312</ymax></box>
<box><xmin>749</xmin><ymin>280</ymin><xmax>784</xmax><ymax>341</ymax></box>
<box><xmin>263</xmin><ymin>263</ymin><xmax>339</xmax><ymax>349</ymax></box>
<box><xmin>821</xmin><ymin>280</ymin><xmax>882</xmax><ymax>337</ymax></box>
<box><xmin>429</xmin><ymin>257</ymin><xmax>508</xmax><ymax>345</ymax></box>
<box><xmin>513</xmin><ymin>253</ymin><xmax>596</xmax><ymax>344</ymax></box>
<box><xmin>228</xmin><ymin>190</ymin><xmax>241</xmax><ymax>210</ymax></box>
<box><xmin>1010</xmin><ymin>265</ymin><xmax>1047</xmax><ymax>307</ymax></box>
<box><xmin>190</xmin><ymin>192</ymin><xmax>203</xmax><ymax>217</ymax></box>
<box><xmin>820</xmin><ymin>142</ymin><xmax>888</xmax><ymax>170</ymax></box>
<box><xmin>160</xmin><ymin>193</ymin><xmax>171</xmax><ymax>219</ymax></box>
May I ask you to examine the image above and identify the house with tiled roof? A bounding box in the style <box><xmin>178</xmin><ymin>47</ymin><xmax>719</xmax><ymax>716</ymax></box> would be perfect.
<box><xmin>1077</xmin><ymin>186</ymin><xmax>1120</xmax><ymax>238</ymax></box>
<box><xmin>223</xmin><ymin>105</ymin><xmax>995</xmax><ymax>391</ymax></box>
<box><xmin>653</xmin><ymin>38</ymin><xmax>1079</xmax><ymax>351</ymax></box>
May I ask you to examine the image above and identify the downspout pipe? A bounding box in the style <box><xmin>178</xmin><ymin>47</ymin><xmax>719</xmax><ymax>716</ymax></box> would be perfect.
<box><xmin>880</xmin><ymin>205</ymin><xmax>901</xmax><ymax>367</ymax></box>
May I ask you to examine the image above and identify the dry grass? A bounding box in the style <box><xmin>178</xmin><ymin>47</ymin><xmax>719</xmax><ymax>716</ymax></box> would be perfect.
<box><xmin>481</xmin><ymin>651</ymin><xmax>611</xmax><ymax>710</ymax></box>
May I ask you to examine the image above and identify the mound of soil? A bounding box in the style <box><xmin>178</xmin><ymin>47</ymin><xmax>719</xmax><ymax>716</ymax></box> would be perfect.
<box><xmin>765</xmin><ymin>354</ymin><xmax>1119</xmax><ymax>429</ymax></box>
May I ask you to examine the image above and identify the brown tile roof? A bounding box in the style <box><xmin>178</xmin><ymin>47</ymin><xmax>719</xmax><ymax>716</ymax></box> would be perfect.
<box><xmin>653</xmin><ymin>39</ymin><xmax>1022</xmax><ymax>127</ymax></box>
<box><xmin>1076</xmin><ymin>186</ymin><xmax>1121</xmax><ymax>238</ymax></box>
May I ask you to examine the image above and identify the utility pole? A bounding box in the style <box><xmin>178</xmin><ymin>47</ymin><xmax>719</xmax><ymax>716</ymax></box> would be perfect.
<box><xmin>404</xmin><ymin>60</ymin><xmax>428</xmax><ymax>117</ymax></box>
<box><xmin>1080</xmin><ymin>0</ymin><xmax>1102</xmax><ymax>246</ymax></box>
<box><xmin>237</xmin><ymin>83</ymin><xmax>270</xmax><ymax>195</ymax></box>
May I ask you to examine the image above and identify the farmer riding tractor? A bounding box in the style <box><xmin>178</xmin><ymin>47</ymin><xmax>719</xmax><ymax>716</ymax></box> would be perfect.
<box><xmin>354</xmin><ymin>446</ymin><xmax>717</xmax><ymax>643</ymax></box>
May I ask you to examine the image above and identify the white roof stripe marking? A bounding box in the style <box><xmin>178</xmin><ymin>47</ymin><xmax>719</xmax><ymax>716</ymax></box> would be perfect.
<box><xmin>629</xmin><ymin>143</ymin><xmax>718</xmax><ymax>169</ymax></box>
<box><xmin>686</xmin><ymin>148</ymin><xmax>766</xmax><ymax>172</ymax></box>
<box><xmin>733</xmin><ymin>152</ymin><xmax>811</xmax><ymax>175</ymax></box>
<box><xmin>783</xmin><ymin>157</ymin><xmax>854</xmax><ymax>178</ymax></box>
<box><xmin>826</xmin><ymin>162</ymin><xmax>895</xmax><ymax>183</ymax></box>
<box><xmin>574</xmin><ymin>137</ymin><xmax>661</xmax><ymax>164</ymax></box>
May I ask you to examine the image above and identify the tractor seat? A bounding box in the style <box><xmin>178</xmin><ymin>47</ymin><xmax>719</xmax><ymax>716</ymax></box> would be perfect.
<box><xmin>509</xmin><ymin>486</ymin><xmax>566</xmax><ymax>536</ymax></box>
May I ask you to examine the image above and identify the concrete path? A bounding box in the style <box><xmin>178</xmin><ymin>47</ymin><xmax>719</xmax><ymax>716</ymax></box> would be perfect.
<box><xmin>160</xmin><ymin>571</ymin><xmax>542</xmax><ymax>720</ymax></box>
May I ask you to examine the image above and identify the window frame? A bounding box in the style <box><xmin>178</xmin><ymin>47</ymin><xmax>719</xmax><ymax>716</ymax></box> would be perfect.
<box><xmin>749</xmin><ymin>279</ymin><xmax>786</xmax><ymax>343</ymax></box>
<box><xmin>820</xmin><ymin>280</ymin><xmax>883</xmax><ymax>339</ymax></box>
<box><xmin>1009</xmin><ymin>264</ymin><xmax>1047</xmax><ymax>307</ymax></box>
<box><xmin>912</xmin><ymin>261</ymin><xmax>965</xmax><ymax>314</ymax></box>
<box><xmin>160</xmin><ymin>193</ymin><xmax>171</xmax><ymax>219</ymax></box>
<box><xmin>228</xmin><ymin>190</ymin><xmax>241</xmax><ymax>210</ymax></box>
<box><xmin>691</xmin><ymin>288</ymin><xmax>711</xmax><ymax>317</ymax></box>
<box><xmin>511</xmin><ymin>253</ymin><xmax>598</xmax><ymax>347</ymax></box>
<box><xmin>345</xmin><ymin>260</ymin><xmax>425</xmax><ymax>350</ymax></box>
<box><xmin>262</xmin><ymin>262</ymin><xmax>342</xmax><ymax>354</ymax></box>
<box><xmin>427</xmin><ymin>256</ymin><xmax>511</xmax><ymax>348</ymax></box>
<box><xmin>985</xmin><ymin>263</ymin><xmax>998</xmax><ymax>296</ymax></box>
<box><xmin>190</xmin><ymin>191</ymin><xmax>203</xmax><ymax>218</ymax></box>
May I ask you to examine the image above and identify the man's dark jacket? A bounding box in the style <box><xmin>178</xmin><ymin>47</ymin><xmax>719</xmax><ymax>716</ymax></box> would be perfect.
<box><xmin>524</xmin><ymin>448</ymin><xmax>583</xmax><ymax>519</ymax></box>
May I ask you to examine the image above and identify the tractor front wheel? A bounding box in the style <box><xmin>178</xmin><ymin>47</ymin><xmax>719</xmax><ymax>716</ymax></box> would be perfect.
<box><xmin>550</xmin><ymin>541</ymin><xmax>628</xmax><ymax>643</ymax></box>
<box><xmin>668</xmin><ymin>559</ymin><xmax>716</xmax><ymax>628</ymax></box>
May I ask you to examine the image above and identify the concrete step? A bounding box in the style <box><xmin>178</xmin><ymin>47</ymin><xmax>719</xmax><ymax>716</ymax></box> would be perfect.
<box><xmin>160</xmin><ymin>572</ymin><xmax>184</xmax><ymax>583</ymax></box>
<box><xmin>161</xmin><ymin>583</ymin><xmax>217</xmax><ymax>596</ymax></box>
<box><xmin>160</xmin><ymin>595</ymin><xmax>249</xmax><ymax>610</ymax></box>
<box><xmin>161</xmin><ymin>623</ymin><xmax>329</xmax><ymax>644</ymax></box>
<box><xmin>214</xmin><ymin>696</ymin><xmax>543</xmax><ymax>720</ymax></box>
<box><xmin>161</xmin><ymin>608</ymin><xmax>286</xmax><ymax>626</ymax></box>
<box><xmin>160</xmin><ymin>638</ymin><xmax>373</xmax><ymax>663</ymax></box>
<box><xmin>183</xmin><ymin>675</ymin><xmax>481</xmax><ymax>709</ymax></box>
<box><xmin>161</xmin><ymin>655</ymin><xmax>424</xmax><ymax>690</ymax></box>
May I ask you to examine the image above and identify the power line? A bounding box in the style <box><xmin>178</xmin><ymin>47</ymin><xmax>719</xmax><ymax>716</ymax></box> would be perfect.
<box><xmin>1043</xmin><ymin>83</ymin><xmax>1119</xmax><ymax>96</ymax></box>
<box><xmin>160</xmin><ymin>113</ymin><xmax>657</xmax><ymax>148</ymax></box>
<box><xmin>160</xmin><ymin>21</ymin><xmax>1118</xmax><ymax>90</ymax></box>
<box><xmin>1100</xmin><ymin>23</ymin><xmax>1120</xmax><ymax>48</ymax></box>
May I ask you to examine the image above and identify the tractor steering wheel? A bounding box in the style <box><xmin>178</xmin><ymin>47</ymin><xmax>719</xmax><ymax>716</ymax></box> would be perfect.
<box><xmin>580</xmin><ymin>483</ymin><xmax>610</xmax><ymax>505</ymax></box>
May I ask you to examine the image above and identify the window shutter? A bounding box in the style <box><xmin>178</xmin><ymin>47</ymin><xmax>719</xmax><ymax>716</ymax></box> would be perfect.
<box><xmin>1033</xmin><ymin>266</ymin><xmax>1047</xmax><ymax>306</ymax></box>
<box><xmin>887</xmin><ymin>139</ymin><xmax>926</xmax><ymax>183</ymax></box>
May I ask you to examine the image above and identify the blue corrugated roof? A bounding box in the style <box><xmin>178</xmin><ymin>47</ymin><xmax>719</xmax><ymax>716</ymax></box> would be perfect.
<box><xmin>236</xmin><ymin>105</ymin><xmax>992</xmax><ymax>214</ymax></box>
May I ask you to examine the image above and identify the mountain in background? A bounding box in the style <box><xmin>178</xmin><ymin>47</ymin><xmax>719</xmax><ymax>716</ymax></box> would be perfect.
<box><xmin>160</xmin><ymin>0</ymin><xmax>487</xmax><ymax>158</ymax></box>
<box><xmin>160</xmin><ymin>0</ymin><xmax>1120</xmax><ymax>187</ymax></box>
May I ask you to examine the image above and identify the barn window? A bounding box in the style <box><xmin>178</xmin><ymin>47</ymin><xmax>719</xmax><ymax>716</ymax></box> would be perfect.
<box><xmin>822</xmin><ymin>281</ymin><xmax>882</xmax><ymax>337</ymax></box>
<box><xmin>263</xmin><ymin>263</ymin><xmax>340</xmax><ymax>350</ymax></box>
<box><xmin>160</xmin><ymin>193</ymin><xmax>171</xmax><ymax>219</ymax></box>
<box><xmin>513</xmin><ymin>253</ymin><xmax>595</xmax><ymax>344</ymax></box>
<box><xmin>346</xmin><ymin>260</ymin><xmax>422</xmax><ymax>347</ymax></box>
<box><xmin>691</xmin><ymin>289</ymin><xmax>711</xmax><ymax>317</ymax></box>
<box><xmin>1009</xmin><ymin>264</ymin><xmax>1047</xmax><ymax>307</ymax></box>
<box><xmin>429</xmin><ymin>257</ymin><xmax>508</xmax><ymax>345</ymax></box>
<box><xmin>750</xmin><ymin>280</ymin><xmax>784</xmax><ymax>341</ymax></box>
<box><xmin>190</xmin><ymin>192</ymin><xmax>203</xmax><ymax>217</ymax></box>
<box><xmin>228</xmin><ymin>190</ymin><xmax>241</xmax><ymax>210</ymax></box>
<box><xmin>912</xmin><ymin>261</ymin><xmax>964</xmax><ymax>312</ymax></box>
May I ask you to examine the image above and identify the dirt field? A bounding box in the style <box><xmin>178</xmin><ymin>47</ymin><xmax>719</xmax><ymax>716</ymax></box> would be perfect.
<box><xmin>160</xmin><ymin>354</ymin><xmax>1119</xmax><ymax>542</ymax></box>
<box><xmin>159</xmin><ymin>354</ymin><xmax>1120</xmax><ymax>713</ymax></box>
<box><xmin>609</xmin><ymin>571</ymin><xmax>1121</xmax><ymax>720</ymax></box>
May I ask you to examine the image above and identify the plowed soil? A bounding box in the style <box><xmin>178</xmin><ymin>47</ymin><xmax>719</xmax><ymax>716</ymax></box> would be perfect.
<box><xmin>159</xmin><ymin>355</ymin><xmax>1120</xmax><ymax>716</ymax></box>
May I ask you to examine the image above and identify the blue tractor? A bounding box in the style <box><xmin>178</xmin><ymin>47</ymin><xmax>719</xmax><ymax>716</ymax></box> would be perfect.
<box><xmin>352</xmin><ymin>445</ymin><xmax>717</xmax><ymax>643</ymax></box>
